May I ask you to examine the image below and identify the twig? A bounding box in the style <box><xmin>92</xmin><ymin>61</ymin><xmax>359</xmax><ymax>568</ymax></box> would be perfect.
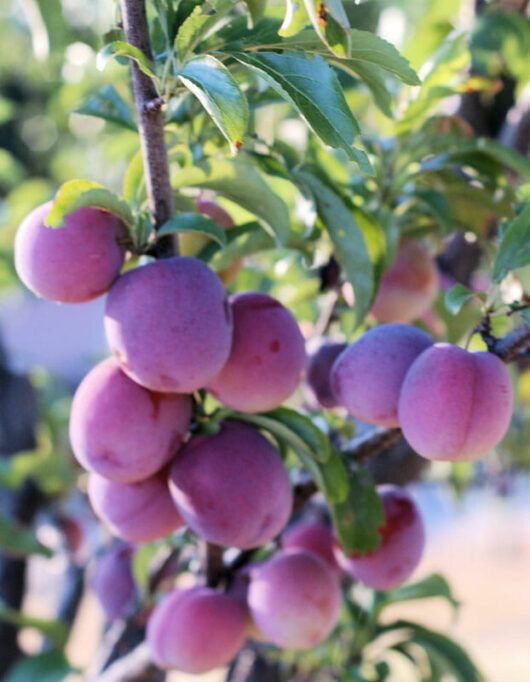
<box><xmin>486</xmin><ymin>322</ymin><xmax>530</xmax><ymax>362</ymax></box>
<box><xmin>204</xmin><ymin>542</ymin><xmax>226</xmax><ymax>587</ymax></box>
<box><xmin>343</xmin><ymin>427</ymin><xmax>403</xmax><ymax>463</ymax></box>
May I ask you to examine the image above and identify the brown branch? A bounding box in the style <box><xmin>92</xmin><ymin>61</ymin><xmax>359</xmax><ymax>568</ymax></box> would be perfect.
<box><xmin>343</xmin><ymin>427</ymin><xmax>403</xmax><ymax>463</ymax></box>
<box><xmin>486</xmin><ymin>322</ymin><xmax>530</xmax><ymax>363</ymax></box>
<box><xmin>204</xmin><ymin>542</ymin><xmax>226</xmax><ymax>587</ymax></box>
<box><xmin>119</xmin><ymin>0</ymin><xmax>176</xmax><ymax>257</ymax></box>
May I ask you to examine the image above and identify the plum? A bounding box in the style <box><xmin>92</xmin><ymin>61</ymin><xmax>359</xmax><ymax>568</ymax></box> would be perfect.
<box><xmin>90</xmin><ymin>542</ymin><xmax>137</xmax><ymax>620</ymax></box>
<box><xmin>281</xmin><ymin>519</ymin><xmax>340</xmax><ymax>573</ymax></box>
<box><xmin>306</xmin><ymin>341</ymin><xmax>347</xmax><ymax>409</ymax></box>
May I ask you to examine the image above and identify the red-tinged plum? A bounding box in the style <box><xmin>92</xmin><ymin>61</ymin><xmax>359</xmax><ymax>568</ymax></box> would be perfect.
<box><xmin>169</xmin><ymin>421</ymin><xmax>292</xmax><ymax>549</ymax></box>
<box><xmin>104</xmin><ymin>257</ymin><xmax>233</xmax><ymax>393</ymax></box>
<box><xmin>227</xmin><ymin>564</ymin><xmax>267</xmax><ymax>641</ymax></box>
<box><xmin>331</xmin><ymin>324</ymin><xmax>433</xmax><ymax>427</ymax></box>
<box><xmin>334</xmin><ymin>485</ymin><xmax>425</xmax><ymax>590</ymax></box>
<box><xmin>281</xmin><ymin>520</ymin><xmax>340</xmax><ymax>573</ymax></box>
<box><xmin>88</xmin><ymin>472</ymin><xmax>184</xmax><ymax>544</ymax></box>
<box><xmin>398</xmin><ymin>344</ymin><xmax>513</xmax><ymax>462</ymax></box>
<box><xmin>206</xmin><ymin>292</ymin><xmax>307</xmax><ymax>413</ymax></box>
<box><xmin>15</xmin><ymin>201</ymin><xmax>125</xmax><ymax>303</ymax></box>
<box><xmin>70</xmin><ymin>358</ymin><xmax>191</xmax><ymax>483</ymax></box>
<box><xmin>90</xmin><ymin>542</ymin><xmax>137</xmax><ymax>620</ymax></box>
<box><xmin>247</xmin><ymin>550</ymin><xmax>342</xmax><ymax>650</ymax></box>
<box><xmin>306</xmin><ymin>342</ymin><xmax>347</xmax><ymax>408</ymax></box>
<box><xmin>147</xmin><ymin>586</ymin><xmax>247</xmax><ymax>673</ymax></box>
<box><xmin>371</xmin><ymin>239</ymin><xmax>439</xmax><ymax>323</ymax></box>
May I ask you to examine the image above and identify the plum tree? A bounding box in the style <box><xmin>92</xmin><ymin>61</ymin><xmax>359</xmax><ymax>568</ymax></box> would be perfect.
<box><xmin>334</xmin><ymin>485</ymin><xmax>425</xmax><ymax>590</ymax></box>
<box><xmin>104</xmin><ymin>256</ymin><xmax>233</xmax><ymax>393</ymax></box>
<box><xmin>87</xmin><ymin>471</ymin><xmax>184</xmax><ymax>543</ymax></box>
<box><xmin>399</xmin><ymin>344</ymin><xmax>513</xmax><ymax>461</ymax></box>
<box><xmin>206</xmin><ymin>291</ymin><xmax>307</xmax><ymax>413</ymax></box>
<box><xmin>331</xmin><ymin>324</ymin><xmax>433</xmax><ymax>426</ymax></box>
<box><xmin>247</xmin><ymin>549</ymin><xmax>342</xmax><ymax>650</ymax></box>
<box><xmin>169</xmin><ymin>420</ymin><xmax>293</xmax><ymax>549</ymax></box>
<box><xmin>90</xmin><ymin>542</ymin><xmax>137</xmax><ymax>620</ymax></box>
<box><xmin>69</xmin><ymin>357</ymin><xmax>191</xmax><ymax>483</ymax></box>
<box><xmin>146</xmin><ymin>586</ymin><xmax>247</xmax><ymax>673</ymax></box>
<box><xmin>15</xmin><ymin>201</ymin><xmax>125</xmax><ymax>303</ymax></box>
<box><xmin>370</xmin><ymin>239</ymin><xmax>439</xmax><ymax>323</ymax></box>
<box><xmin>281</xmin><ymin>519</ymin><xmax>340</xmax><ymax>572</ymax></box>
<box><xmin>306</xmin><ymin>342</ymin><xmax>347</xmax><ymax>408</ymax></box>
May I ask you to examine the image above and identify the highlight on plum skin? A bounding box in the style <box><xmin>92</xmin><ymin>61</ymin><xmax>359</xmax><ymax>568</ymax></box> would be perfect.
<box><xmin>169</xmin><ymin>420</ymin><xmax>293</xmax><ymax>549</ymax></box>
<box><xmin>69</xmin><ymin>357</ymin><xmax>192</xmax><ymax>483</ymax></box>
<box><xmin>247</xmin><ymin>549</ymin><xmax>342</xmax><ymax>650</ymax></box>
<box><xmin>146</xmin><ymin>586</ymin><xmax>247</xmax><ymax>674</ymax></box>
<box><xmin>306</xmin><ymin>341</ymin><xmax>347</xmax><ymax>409</ymax></box>
<box><xmin>15</xmin><ymin>201</ymin><xmax>125</xmax><ymax>303</ymax></box>
<box><xmin>206</xmin><ymin>291</ymin><xmax>308</xmax><ymax>413</ymax></box>
<box><xmin>334</xmin><ymin>485</ymin><xmax>425</xmax><ymax>591</ymax></box>
<box><xmin>90</xmin><ymin>542</ymin><xmax>137</xmax><ymax>621</ymax></box>
<box><xmin>331</xmin><ymin>324</ymin><xmax>433</xmax><ymax>427</ymax></box>
<box><xmin>370</xmin><ymin>238</ymin><xmax>439</xmax><ymax>324</ymax></box>
<box><xmin>104</xmin><ymin>256</ymin><xmax>233</xmax><ymax>394</ymax></box>
<box><xmin>87</xmin><ymin>471</ymin><xmax>184</xmax><ymax>544</ymax></box>
<box><xmin>281</xmin><ymin>519</ymin><xmax>340</xmax><ymax>573</ymax></box>
<box><xmin>398</xmin><ymin>343</ymin><xmax>514</xmax><ymax>462</ymax></box>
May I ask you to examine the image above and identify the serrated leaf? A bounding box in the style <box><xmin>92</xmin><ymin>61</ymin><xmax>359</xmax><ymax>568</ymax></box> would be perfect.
<box><xmin>175</xmin><ymin>0</ymin><xmax>233</xmax><ymax>61</ymax></box>
<box><xmin>279</xmin><ymin>0</ymin><xmax>310</xmax><ymax>37</ymax></box>
<box><xmin>0</xmin><ymin>517</ymin><xmax>52</xmax><ymax>558</ymax></box>
<box><xmin>302</xmin><ymin>0</ymin><xmax>351</xmax><ymax>57</ymax></box>
<box><xmin>179</xmin><ymin>56</ymin><xmax>248</xmax><ymax>154</ymax></box>
<box><xmin>329</xmin><ymin>463</ymin><xmax>384</xmax><ymax>553</ymax></box>
<box><xmin>5</xmin><ymin>650</ymin><xmax>75</xmax><ymax>682</ymax></box>
<box><xmin>171</xmin><ymin>159</ymin><xmax>291</xmax><ymax>245</ymax></box>
<box><xmin>445</xmin><ymin>283</ymin><xmax>475</xmax><ymax>315</ymax></box>
<box><xmin>331</xmin><ymin>59</ymin><xmax>393</xmax><ymax>117</ymax></box>
<box><xmin>347</xmin><ymin>29</ymin><xmax>420</xmax><ymax>85</ymax></box>
<box><xmin>230</xmin><ymin>51</ymin><xmax>371</xmax><ymax>172</ymax></box>
<box><xmin>380</xmin><ymin>573</ymin><xmax>460</xmax><ymax>611</ymax></box>
<box><xmin>295</xmin><ymin>171</ymin><xmax>375</xmax><ymax>325</ymax></box>
<box><xmin>45</xmin><ymin>180</ymin><xmax>135</xmax><ymax>234</ymax></box>
<box><xmin>97</xmin><ymin>41</ymin><xmax>158</xmax><ymax>82</ymax></box>
<box><xmin>265</xmin><ymin>407</ymin><xmax>332</xmax><ymax>463</ymax></box>
<box><xmin>493</xmin><ymin>205</ymin><xmax>530</xmax><ymax>282</ymax></box>
<box><xmin>74</xmin><ymin>84</ymin><xmax>137</xmax><ymax>131</ymax></box>
<box><xmin>0</xmin><ymin>599</ymin><xmax>68</xmax><ymax>649</ymax></box>
<box><xmin>157</xmin><ymin>213</ymin><xmax>227</xmax><ymax>246</ymax></box>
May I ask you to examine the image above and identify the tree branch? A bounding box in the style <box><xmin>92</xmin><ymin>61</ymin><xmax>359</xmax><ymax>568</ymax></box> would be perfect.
<box><xmin>485</xmin><ymin>322</ymin><xmax>530</xmax><ymax>362</ymax></box>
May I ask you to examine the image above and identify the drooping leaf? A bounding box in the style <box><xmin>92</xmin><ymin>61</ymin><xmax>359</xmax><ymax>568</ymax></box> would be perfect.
<box><xmin>0</xmin><ymin>599</ymin><xmax>68</xmax><ymax>649</ymax></box>
<box><xmin>380</xmin><ymin>573</ymin><xmax>460</xmax><ymax>611</ymax></box>
<box><xmin>175</xmin><ymin>0</ymin><xmax>234</xmax><ymax>61</ymax></box>
<box><xmin>346</xmin><ymin>29</ymin><xmax>420</xmax><ymax>85</ymax></box>
<box><xmin>171</xmin><ymin>159</ymin><xmax>291</xmax><ymax>245</ymax></box>
<box><xmin>5</xmin><ymin>650</ymin><xmax>75</xmax><ymax>682</ymax></box>
<box><xmin>242</xmin><ymin>0</ymin><xmax>267</xmax><ymax>27</ymax></box>
<box><xmin>179</xmin><ymin>56</ymin><xmax>248</xmax><ymax>153</ymax></box>
<box><xmin>493</xmin><ymin>205</ymin><xmax>530</xmax><ymax>282</ymax></box>
<box><xmin>265</xmin><ymin>407</ymin><xmax>332</xmax><ymax>463</ymax></box>
<box><xmin>97</xmin><ymin>41</ymin><xmax>158</xmax><ymax>82</ymax></box>
<box><xmin>0</xmin><ymin>517</ymin><xmax>52</xmax><ymax>558</ymax></box>
<box><xmin>302</xmin><ymin>0</ymin><xmax>351</xmax><ymax>57</ymax></box>
<box><xmin>157</xmin><ymin>213</ymin><xmax>227</xmax><ymax>246</ymax></box>
<box><xmin>74</xmin><ymin>84</ymin><xmax>137</xmax><ymax>131</ymax></box>
<box><xmin>331</xmin><ymin>58</ymin><xmax>393</xmax><ymax>117</ymax></box>
<box><xmin>445</xmin><ymin>283</ymin><xmax>475</xmax><ymax>315</ymax></box>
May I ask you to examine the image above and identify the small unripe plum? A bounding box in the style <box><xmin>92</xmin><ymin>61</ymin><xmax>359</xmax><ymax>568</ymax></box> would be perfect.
<box><xmin>90</xmin><ymin>542</ymin><xmax>137</xmax><ymax>620</ymax></box>
<box><xmin>207</xmin><ymin>292</ymin><xmax>307</xmax><ymax>413</ymax></box>
<box><xmin>15</xmin><ymin>201</ymin><xmax>125</xmax><ymax>303</ymax></box>
<box><xmin>306</xmin><ymin>342</ymin><xmax>347</xmax><ymax>408</ymax></box>
<box><xmin>398</xmin><ymin>344</ymin><xmax>513</xmax><ymax>461</ymax></box>
<box><xmin>335</xmin><ymin>485</ymin><xmax>425</xmax><ymax>590</ymax></box>
<box><xmin>371</xmin><ymin>239</ymin><xmax>439</xmax><ymax>323</ymax></box>
<box><xmin>180</xmin><ymin>198</ymin><xmax>242</xmax><ymax>286</ymax></box>
<box><xmin>147</xmin><ymin>586</ymin><xmax>247</xmax><ymax>673</ymax></box>
<box><xmin>247</xmin><ymin>550</ymin><xmax>342</xmax><ymax>650</ymax></box>
<box><xmin>331</xmin><ymin>324</ymin><xmax>433</xmax><ymax>427</ymax></box>
<box><xmin>88</xmin><ymin>472</ymin><xmax>184</xmax><ymax>543</ymax></box>
<box><xmin>105</xmin><ymin>257</ymin><xmax>233</xmax><ymax>393</ymax></box>
<box><xmin>169</xmin><ymin>421</ymin><xmax>292</xmax><ymax>549</ymax></box>
<box><xmin>70</xmin><ymin>358</ymin><xmax>191</xmax><ymax>483</ymax></box>
<box><xmin>281</xmin><ymin>520</ymin><xmax>340</xmax><ymax>573</ymax></box>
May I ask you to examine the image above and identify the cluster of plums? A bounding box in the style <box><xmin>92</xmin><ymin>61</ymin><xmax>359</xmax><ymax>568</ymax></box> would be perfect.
<box><xmin>14</xmin><ymin>198</ymin><xmax>510</xmax><ymax>674</ymax></box>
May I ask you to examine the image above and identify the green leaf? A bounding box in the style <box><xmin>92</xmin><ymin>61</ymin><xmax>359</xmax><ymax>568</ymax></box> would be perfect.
<box><xmin>0</xmin><ymin>599</ymin><xmax>68</xmax><ymax>649</ymax></box>
<box><xmin>380</xmin><ymin>573</ymin><xmax>460</xmax><ymax>611</ymax></box>
<box><xmin>493</xmin><ymin>205</ymin><xmax>530</xmax><ymax>282</ymax></box>
<box><xmin>331</xmin><ymin>59</ymin><xmax>393</xmax><ymax>117</ymax></box>
<box><xmin>329</xmin><ymin>463</ymin><xmax>384</xmax><ymax>553</ymax></box>
<box><xmin>157</xmin><ymin>213</ymin><xmax>227</xmax><ymax>246</ymax></box>
<box><xmin>175</xmin><ymin>0</ymin><xmax>234</xmax><ymax>62</ymax></box>
<box><xmin>295</xmin><ymin>171</ymin><xmax>376</xmax><ymax>325</ymax></box>
<box><xmin>179</xmin><ymin>56</ymin><xmax>248</xmax><ymax>154</ymax></box>
<box><xmin>206</xmin><ymin>223</ymin><xmax>275</xmax><ymax>270</ymax></box>
<box><xmin>97</xmin><ymin>41</ymin><xmax>158</xmax><ymax>82</ymax></box>
<box><xmin>45</xmin><ymin>180</ymin><xmax>134</xmax><ymax>234</ymax></box>
<box><xmin>74</xmin><ymin>84</ymin><xmax>137</xmax><ymax>131</ymax></box>
<box><xmin>5</xmin><ymin>650</ymin><xmax>75</xmax><ymax>682</ymax></box>
<box><xmin>230</xmin><ymin>51</ymin><xmax>371</xmax><ymax>172</ymax></box>
<box><xmin>302</xmin><ymin>0</ymin><xmax>351</xmax><ymax>57</ymax></box>
<box><xmin>171</xmin><ymin>159</ymin><xmax>291</xmax><ymax>245</ymax></box>
<box><xmin>265</xmin><ymin>407</ymin><xmax>332</xmax><ymax>463</ymax></box>
<box><xmin>449</xmin><ymin>138</ymin><xmax>530</xmax><ymax>179</ymax></box>
<box><xmin>242</xmin><ymin>0</ymin><xmax>267</xmax><ymax>27</ymax></box>
<box><xmin>346</xmin><ymin>29</ymin><xmax>419</xmax><ymax>84</ymax></box>
<box><xmin>279</xmin><ymin>0</ymin><xmax>310</xmax><ymax>37</ymax></box>
<box><xmin>0</xmin><ymin>517</ymin><xmax>52</xmax><ymax>558</ymax></box>
<box><xmin>123</xmin><ymin>150</ymin><xmax>145</xmax><ymax>205</ymax></box>
<box><xmin>445</xmin><ymin>284</ymin><xmax>475</xmax><ymax>315</ymax></box>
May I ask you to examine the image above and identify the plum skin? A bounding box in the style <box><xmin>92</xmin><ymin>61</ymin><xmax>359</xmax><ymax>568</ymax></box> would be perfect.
<box><xmin>247</xmin><ymin>549</ymin><xmax>342</xmax><ymax>650</ymax></box>
<box><xmin>70</xmin><ymin>357</ymin><xmax>191</xmax><ymax>483</ymax></box>
<box><xmin>104</xmin><ymin>256</ymin><xmax>233</xmax><ymax>393</ymax></box>
<box><xmin>90</xmin><ymin>542</ymin><xmax>137</xmax><ymax>620</ymax></box>
<box><xmin>334</xmin><ymin>485</ymin><xmax>425</xmax><ymax>591</ymax></box>
<box><xmin>15</xmin><ymin>201</ymin><xmax>125</xmax><ymax>303</ymax></box>
<box><xmin>398</xmin><ymin>343</ymin><xmax>513</xmax><ymax>462</ymax></box>
<box><xmin>169</xmin><ymin>420</ymin><xmax>293</xmax><ymax>549</ymax></box>
<box><xmin>88</xmin><ymin>472</ymin><xmax>184</xmax><ymax>544</ymax></box>
<box><xmin>306</xmin><ymin>342</ymin><xmax>347</xmax><ymax>409</ymax></box>
<box><xmin>281</xmin><ymin>520</ymin><xmax>340</xmax><ymax>573</ymax></box>
<box><xmin>147</xmin><ymin>586</ymin><xmax>247</xmax><ymax>673</ymax></box>
<box><xmin>206</xmin><ymin>291</ymin><xmax>307</xmax><ymax>413</ymax></box>
<box><xmin>331</xmin><ymin>323</ymin><xmax>433</xmax><ymax>427</ymax></box>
